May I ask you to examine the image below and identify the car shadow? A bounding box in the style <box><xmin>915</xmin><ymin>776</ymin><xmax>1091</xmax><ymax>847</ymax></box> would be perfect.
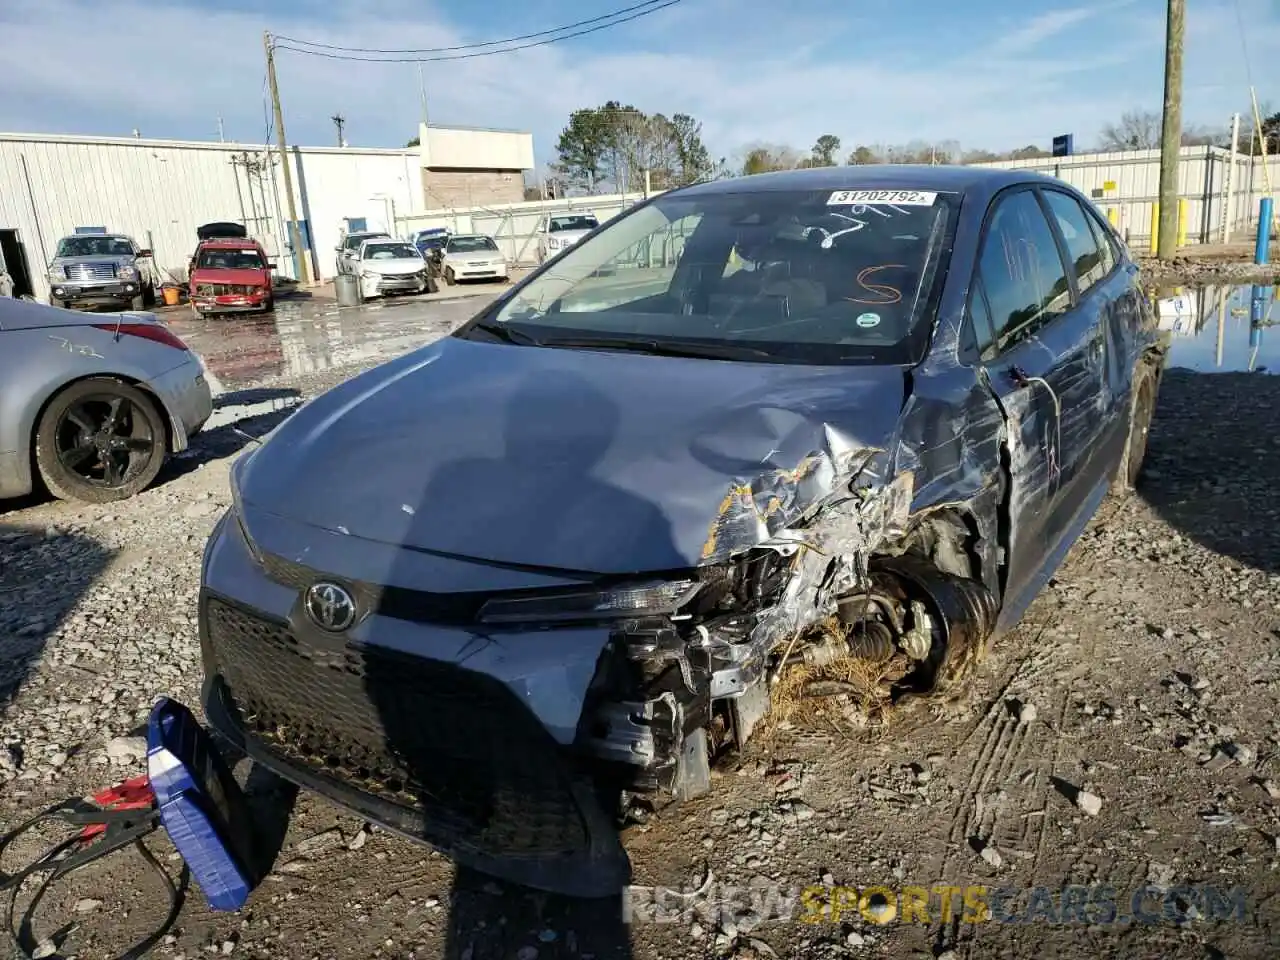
<box><xmin>360</xmin><ymin>371</ymin><xmax>674</xmax><ymax>959</ymax></box>
<box><xmin>0</xmin><ymin>525</ymin><xmax>114</xmax><ymax>727</ymax></box>
<box><xmin>1139</xmin><ymin>368</ymin><xmax>1280</xmax><ymax>575</ymax></box>
<box><xmin>159</xmin><ymin>388</ymin><xmax>304</xmax><ymax>485</ymax></box>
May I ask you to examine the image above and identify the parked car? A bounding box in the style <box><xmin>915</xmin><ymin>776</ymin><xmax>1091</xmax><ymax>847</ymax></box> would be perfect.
<box><xmin>0</xmin><ymin>297</ymin><xmax>212</xmax><ymax>503</ymax></box>
<box><xmin>535</xmin><ymin>212</ymin><xmax>599</xmax><ymax>263</ymax></box>
<box><xmin>352</xmin><ymin>239</ymin><xmax>433</xmax><ymax>301</ymax></box>
<box><xmin>198</xmin><ymin>166</ymin><xmax>1162</xmax><ymax>896</ymax></box>
<box><xmin>335</xmin><ymin>230</ymin><xmax>391</xmax><ymax>277</ymax></box>
<box><xmin>436</xmin><ymin>234</ymin><xmax>509</xmax><ymax>285</ymax></box>
<box><xmin>408</xmin><ymin>227</ymin><xmax>451</xmax><ymax>256</ymax></box>
<box><xmin>189</xmin><ymin>238</ymin><xmax>276</xmax><ymax>318</ymax></box>
<box><xmin>46</xmin><ymin>232</ymin><xmax>156</xmax><ymax>310</ymax></box>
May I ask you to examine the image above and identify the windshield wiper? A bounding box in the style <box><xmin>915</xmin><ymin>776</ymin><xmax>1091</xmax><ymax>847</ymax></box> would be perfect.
<box><xmin>466</xmin><ymin>320</ymin><xmax>543</xmax><ymax>346</ymax></box>
<box><xmin>536</xmin><ymin>336</ymin><xmax>773</xmax><ymax>361</ymax></box>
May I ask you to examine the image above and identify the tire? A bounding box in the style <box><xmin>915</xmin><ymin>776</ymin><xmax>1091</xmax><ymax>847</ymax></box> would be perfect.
<box><xmin>143</xmin><ymin>285</ymin><xmax>156</xmax><ymax>307</ymax></box>
<box><xmin>1115</xmin><ymin>368</ymin><xmax>1159</xmax><ymax>494</ymax></box>
<box><xmin>130</xmin><ymin>293</ymin><xmax>145</xmax><ymax>311</ymax></box>
<box><xmin>263</xmin><ymin>297</ymin><xmax>275</xmax><ymax>313</ymax></box>
<box><xmin>34</xmin><ymin>378</ymin><xmax>168</xmax><ymax>503</ymax></box>
<box><xmin>191</xmin><ymin>303</ymin><xmax>206</xmax><ymax>320</ymax></box>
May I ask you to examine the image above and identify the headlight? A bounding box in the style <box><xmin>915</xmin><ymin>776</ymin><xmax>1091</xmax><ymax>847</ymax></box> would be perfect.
<box><xmin>477</xmin><ymin>579</ymin><xmax>702</xmax><ymax>625</ymax></box>
<box><xmin>118</xmin><ymin>265</ymin><xmax>138</xmax><ymax>279</ymax></box>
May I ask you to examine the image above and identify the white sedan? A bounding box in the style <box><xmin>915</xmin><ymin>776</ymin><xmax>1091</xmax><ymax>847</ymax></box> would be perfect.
<box><xmin>438</xmin><ymin>235</ymin><xmax>509</xmax><ymax>285</ymax></box>
<box><xmin>353</xmin><ymin>240</ymin><xmax>432</xmax><ymax>301</ymax></box>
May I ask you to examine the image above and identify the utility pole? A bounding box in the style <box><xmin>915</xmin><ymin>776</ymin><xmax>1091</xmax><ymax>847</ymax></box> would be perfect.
<box><xmin>264</xmin><ymin>31</ymin><xmax>310</xmax><ymax>284</ymax></box>
<box><xmin>1156</xmin><ymin>0</ymin><xmax>1184</xmax><ymax>259</ymax></box>
<box><xmin>417</xmin><ymin>64</ymin><xmax>429</xmax><ymax>127</ymax></box>
<box><xmin>1223</xmin><ymin>113</ymin><xmax>1240</xmax><ymax>243</ymax></box>
<box><xmin>217</xmin><ymin>116</ymin><xmax>225</xmax><ymax>143</ymax></box>
<box><xmin>332</xmin><ymin>114</ymin><xmax>346</xmax><ymax>148</ymax></box>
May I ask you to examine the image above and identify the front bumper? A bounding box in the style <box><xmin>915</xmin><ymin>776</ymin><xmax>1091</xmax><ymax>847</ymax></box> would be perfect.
<box><xmin>451</xmin><ymin>264</ymin><xmax>508</xmax><ymax>280</ymax></box>
<box><xmin>147</xmin><ymin>356</ymin><xmax>214</xmax><ymax>447</ymax></box>
<box><xmin>192</xmin><ymin>292</ymin><xmax>270</xmax><ymax>313</ymax></box>
<box><xmin>50</xmin><ymin>280</ymin><xmax>141</xmax><ymax>302</ymax></box>
<box><xmin>197</xmin><ymin>511</ymin><xmax>631</xmax><ymax>895</ymax></box>
<box><xmin>361</xmin><ymin>275</ymin><xmax>427</xmax><ymax>298</ymax></box>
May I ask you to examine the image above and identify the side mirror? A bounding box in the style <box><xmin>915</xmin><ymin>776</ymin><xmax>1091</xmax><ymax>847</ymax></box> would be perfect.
<box><xmin>137</xmin><ymin>249</ymin><xmax>153</xmax><ymax>258</ymax></box>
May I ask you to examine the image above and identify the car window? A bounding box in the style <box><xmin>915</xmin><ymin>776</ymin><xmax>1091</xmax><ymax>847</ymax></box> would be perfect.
<box><xmin>968</xmin><ymin>277</ymin><xmax>997</xmax><ymax>354</ymax></box>
<box><xmin>474</xmin><ymin>187</ymin><xmax>959</xmax><ymax>366</ymax></box>
<box><xmin>364</xmin><ymin>243</ymin><xmax>420</xmax><ymax>260</ymax></box>
<box><xmin>55</xmin><ymin>236</ymin><xmax>134</xmax><ymax>258</ymax></box>
<box><xmin>1083</xmin><ymin>208</ymin><xmax>1118</xmax><ymax>276</ymax></box>
<box><xmin>197</xmin><ymin>248</ymin><xmax>265</xmax><ymax>270</ymax></box>
<box><xmin>1041</xmin><ymin>190</ymin><xmax>1107</xmax><ymax>295</ymax></box>
<box><xmin>448</xmin><ymin>237</ymin><xmax>498</xmax><ymax>253</ymax></box>
<box><xmin>977</xmin><ymin>190</ymin><xmax>1072</xmax><ymax>353</ymax></box>
<box><xmin>548</xmin><ymin>216</ymin><xmax>599</xmax><ymax>233</ymax></box>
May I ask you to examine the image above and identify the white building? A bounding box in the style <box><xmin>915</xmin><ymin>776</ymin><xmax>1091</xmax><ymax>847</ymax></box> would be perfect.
<box><xmin>0</xmin><ymin>124</ymin><xmax>534</xmax><ymax>300</ymax></box>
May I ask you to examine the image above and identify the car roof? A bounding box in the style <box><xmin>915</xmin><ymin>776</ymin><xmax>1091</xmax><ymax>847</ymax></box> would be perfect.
<box><xmin>675</xmin><ymin>164</ymin><xmax>1055</xmax><ymax>198</ymax></box>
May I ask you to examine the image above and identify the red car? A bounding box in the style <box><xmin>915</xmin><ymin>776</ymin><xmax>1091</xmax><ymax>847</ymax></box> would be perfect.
<box><xmin>189</xmin><ymin>235</ymin><xmax>275</xmax><ymax>318</ymax></box>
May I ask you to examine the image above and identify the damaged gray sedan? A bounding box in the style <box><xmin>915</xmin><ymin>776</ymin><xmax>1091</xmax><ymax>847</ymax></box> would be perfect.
<box><xmin>198</xmin><ymin>166</ymin><xmax>1162</xmax><ymax>896</ymax></box>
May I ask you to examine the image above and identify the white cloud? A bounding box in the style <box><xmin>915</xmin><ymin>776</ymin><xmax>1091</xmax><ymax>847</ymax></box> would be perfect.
<box><xmin>0</xmin><ymin>0</ymin><xmax>1270</xmax><ymax>166</ymax></box>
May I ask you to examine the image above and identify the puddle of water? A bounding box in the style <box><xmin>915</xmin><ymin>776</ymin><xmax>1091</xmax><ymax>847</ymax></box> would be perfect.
<box><xmin>1158</xmin><ymin>283</ymin><xmax>1279</xmax><ymax>373</ymax></box>
<box><xmin>169</xmin><ymin>295</ymin><xmax>491</xmax><ymax>392</ymax></box>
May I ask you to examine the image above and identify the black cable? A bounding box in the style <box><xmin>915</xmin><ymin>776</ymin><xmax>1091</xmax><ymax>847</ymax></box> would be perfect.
<box><xmin>272</xmin><ymin>0</ymin><xmax>681</xmax><ymax>62</ymax></box>
<box><xmin>274</xmin><ymin>0</ymin><xmax>671</xmax><ymax>54</ymax></box>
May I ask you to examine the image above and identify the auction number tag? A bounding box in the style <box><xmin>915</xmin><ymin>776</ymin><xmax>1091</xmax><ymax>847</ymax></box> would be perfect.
<box><xmin>827</xmin><ymin>190</ymin><xmax>938</xmax><ymax>206</ymax></box>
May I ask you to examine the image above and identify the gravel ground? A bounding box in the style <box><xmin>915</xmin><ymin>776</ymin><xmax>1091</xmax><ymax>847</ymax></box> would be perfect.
<box><xmin>2</xmin><ymin>296</ymin><xmax>1280</xmax><ymax>960</ymax></box>
<box><xmin>1136</xmin><ymin>254</ymin><xmax>1280</xmax><ymax>287</ymax></box>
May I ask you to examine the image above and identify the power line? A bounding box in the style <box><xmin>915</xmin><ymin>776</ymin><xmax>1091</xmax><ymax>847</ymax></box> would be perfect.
<box><xmin>274</xmin><ymin>0</ymin><xmax>671</xmax><ymax>54</ymax></box>
<box><xmin>272</xmin><ymin>0</ymin><xmax>681</xmax><ymax>62</ymax></box>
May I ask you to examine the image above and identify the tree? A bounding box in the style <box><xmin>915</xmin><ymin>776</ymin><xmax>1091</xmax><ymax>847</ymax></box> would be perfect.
<box><xmin>847</xmin><ymin>145</ymin><xmax>879</xmax><ymax>164</ymax></box>
<box><xmin>1008</xmin><ymin>144</ymin><xmax>1051</xmax><ymax>160</ymax></box>
<box><xmin>405</xmin><ymin>136</ymin><xmax>420</xmax><ymax>148</ymax></box>
<box><xmin>1098</xmin><ymin>109</ymin><xmax>1160</xmax><ymax>151</ymax></box>
<box><xmin>668</xmin><ymin>113</ymin><xmax>715</xmax><ymax>184</ymax></box>
<box><xmin>555</xmin><ymin>107</ymin><xmax>614</xmax><ymax>191</ymax></box>
<box><xmin>809</xmin><ymin>134</ymin><xmax>841</xmax><ymax>167</ymax></box>
<box><xmin>741</xmin><ymin>144</ymin><xmax>801</xmax><ymax>176</ymax></box>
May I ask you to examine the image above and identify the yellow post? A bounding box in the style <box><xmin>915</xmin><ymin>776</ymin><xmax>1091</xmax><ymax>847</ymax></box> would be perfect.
<box><xmin>1176</xmin><ymin>199</ymin><xmax>1187</xmax><ymax>247</ymax></box>
<box><xmin>1107</xmin><ymin>207</ymin><xmax>1119</xmax><ymax>227</ymax></box>
<box><xmin>1149</xmin><ymin>202</ymin><xmax>1160</xmax><ymax>254</ymax></box>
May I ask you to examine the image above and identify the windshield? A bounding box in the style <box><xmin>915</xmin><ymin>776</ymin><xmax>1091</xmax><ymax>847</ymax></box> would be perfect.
<box><xmin>467</xmin><ymin>187</ymin><xmax>957</xmax><ymax>365</ymax></box>
<box><xmin>56</xmin><ymin>236</ymin><xmax>134</xmax><ymax>258</ymax></box>
<box><xmin>345</xmin><ymin>233</ymin><xmax>387</xmax><ymax>251</ymax></box>
<box><xmin>448</xmin><ymin>237</ymin><xmax>498</xmax><ymax>254</ymax></box>
<box><xmin>364</xmin><ymin>243</ymin><xmax>421</xmax><ymax>260</ymax></box>
<box><xmin>197</xmin><ymin>248</ymin><xmax>265</xmax><ymax>270</ymax></box>
<box><xmin>549</xmin><ymin>216</ymin><xmax>598</xmax><ymax>233</ymax></box>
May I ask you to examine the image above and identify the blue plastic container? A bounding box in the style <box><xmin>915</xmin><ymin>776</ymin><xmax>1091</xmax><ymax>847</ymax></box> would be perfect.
<box><xmin>146</xmin><ymin>698</ymin><xmax>255</xmax><ymax>911</ymax></box>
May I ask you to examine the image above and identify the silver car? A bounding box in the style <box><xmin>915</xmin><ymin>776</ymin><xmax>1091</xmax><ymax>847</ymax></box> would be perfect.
<box><xmin>0</xmin><ymin>298</ymin><xmax>213</xmax><ymax>503</ymax></box>
<box><xmin>47</xmin><ymin>233</ymin><xmax>156</xmax><ymax>311</ymax></box>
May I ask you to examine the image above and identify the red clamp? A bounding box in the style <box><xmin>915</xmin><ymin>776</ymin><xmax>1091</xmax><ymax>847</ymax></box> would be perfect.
<box><xmin>79</xmin><ymin>774</ymin><xmax>156</xmax><ymax>840</ymax></box>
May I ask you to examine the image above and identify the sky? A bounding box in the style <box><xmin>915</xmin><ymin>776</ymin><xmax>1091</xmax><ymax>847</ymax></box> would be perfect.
<box><xmin>1</xmin><ymin>0</ymin><xmax>1278</xmax><ymax>171</ymax></box>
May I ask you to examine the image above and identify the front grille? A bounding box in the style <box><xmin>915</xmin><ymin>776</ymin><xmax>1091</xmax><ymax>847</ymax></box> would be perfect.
<box><xmin>64</xmin><ymin>262</ymin><xmax>116</xmax><ymax>281</ymax></box>
<box><xmin>204</xmin><ymin>596</ymin><xmax>592</xmax><ymax>855</ymax></box>
<box><xmin>196</xmin><ymin>283</ymin><xmax>260</xmax><ymax>296</ymax></box>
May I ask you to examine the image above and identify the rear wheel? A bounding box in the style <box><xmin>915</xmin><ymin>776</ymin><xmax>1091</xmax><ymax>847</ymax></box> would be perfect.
<box><xmin>34</xmin><ymin>379</ymin><xmax>168</xmax><ymax>503</ymax></box>
<box><xmin>263</xmin><ymin>297</ymin><xmax>275</xmax><ymax>313</ymax></box>
<box><xmin>1116</xmin><ymin>370</ymin><xmax>1158</xmax><ymax>493</ymax></box>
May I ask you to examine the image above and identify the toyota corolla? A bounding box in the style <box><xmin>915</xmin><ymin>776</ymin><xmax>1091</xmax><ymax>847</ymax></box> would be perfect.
<box><xmin>198</xmin><ymin>166</ymin><xmax>1163</xmax><ymax>896</ymax></box>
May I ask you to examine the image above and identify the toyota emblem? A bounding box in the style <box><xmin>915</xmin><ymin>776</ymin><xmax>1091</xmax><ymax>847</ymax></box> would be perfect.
<box><xmin>304</xmin><ymin>582</ymin><xmax>357</xmax><ymax>632</ymax></box>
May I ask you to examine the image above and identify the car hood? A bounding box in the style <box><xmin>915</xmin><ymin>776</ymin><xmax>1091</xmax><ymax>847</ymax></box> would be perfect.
<box><xmin>191</xmin><ymin>267</ymin><xmax>268</xmax><ymax>286</ymax></box>
<box><xmin>238</xmin><ymin>336</ymin><xmax>907</xmax><ymax>574</ymax></box>
<box><xmin>361</xmin><ymin>258</ymin><xmax>426</xmax><ymax>274</ymax></box>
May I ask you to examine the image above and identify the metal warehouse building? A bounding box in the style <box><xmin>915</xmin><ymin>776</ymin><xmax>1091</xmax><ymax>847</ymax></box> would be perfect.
<box><xmin>0</xmin><ymin>122</ymin><xmax>534</xmax><ymax>301</ymax></box>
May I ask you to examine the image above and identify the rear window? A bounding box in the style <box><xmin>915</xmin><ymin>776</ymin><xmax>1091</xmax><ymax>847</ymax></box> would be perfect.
<box><xmin>197</xmin><ymin>248</ymin><xmax>265</xmax><ymax>270</ymax></box>
<box><xmin>549</xmin><ymin>216</ymin><xmax>599</xmax><ymax>233</ymax></box>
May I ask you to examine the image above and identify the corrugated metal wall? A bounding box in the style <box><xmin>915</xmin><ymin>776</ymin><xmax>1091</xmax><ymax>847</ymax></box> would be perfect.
<box><xmin>0</xmin><ymin>133</ymin><xmax>427</xmax><ymax>300</ymax></box>
<box><xmin>973</xmin><ymin>146</ymin><xmax>1280</xmax><ymax>247</ymax></box>
<box><xmin>397</xmin><ymin>192</ymin><xmax>653</xmax><ymax>266</ymax></box>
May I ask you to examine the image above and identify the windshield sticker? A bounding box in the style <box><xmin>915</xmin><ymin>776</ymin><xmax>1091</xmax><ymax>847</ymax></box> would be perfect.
<box><xmin>827</xmin><ymin>190</ymin><xmax>937</xmax><ymax>206</ymax></box>
<box><xmin>856</xmin><ymin>312</ymin><xmax>881</xmax><ymax>329</ymax></box>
